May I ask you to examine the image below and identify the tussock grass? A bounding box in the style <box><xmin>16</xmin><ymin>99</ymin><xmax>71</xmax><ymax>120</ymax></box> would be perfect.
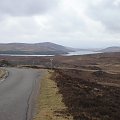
<box><xmin>0</xmin><ymin>69</ymin><xmax>6</xmax><ymax>79</ymax></box>
<box><xmin>33</xmin><ymin>70</ymin><xmax>73</xmax><ymax>120</ymax></box>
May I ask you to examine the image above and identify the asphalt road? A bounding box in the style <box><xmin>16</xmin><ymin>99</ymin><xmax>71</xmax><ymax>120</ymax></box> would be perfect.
<box><xmin>0</xmin><ymin>68</ymin><xmax>43</xmax><ymax>120</ymax></box>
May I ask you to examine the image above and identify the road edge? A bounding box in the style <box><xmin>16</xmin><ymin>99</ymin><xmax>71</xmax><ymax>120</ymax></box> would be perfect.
<box><xmin>26</xmin><ymin>69</ymin><xmax>47</xmax><ymax>120</ymax></box>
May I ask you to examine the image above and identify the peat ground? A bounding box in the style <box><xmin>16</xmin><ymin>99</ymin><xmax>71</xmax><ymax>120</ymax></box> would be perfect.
<box><xmin>52</xmin><ymin>69</ymin><xmax>120</xmax><ymax>120</ymax></box>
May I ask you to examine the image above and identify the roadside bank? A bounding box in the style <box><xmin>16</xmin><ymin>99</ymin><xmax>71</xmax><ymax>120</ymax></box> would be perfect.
<box><xmin>33</xmin><ymin>70</ymin><xmax>73</xmax><ymax>120</ymax></box>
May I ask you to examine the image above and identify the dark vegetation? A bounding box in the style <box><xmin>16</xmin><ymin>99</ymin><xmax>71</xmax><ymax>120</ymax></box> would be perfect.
<box><xmin>0</xmin><ymin>52</ymin><xmax>120</xmax><ymax>69</ymax></box>
<box><xmin>0</xmin><ymin>59</ymin><xmax>11</xmax><ymax>67</ymax></box>
<box><xmin>52</xmin><ymin>69</ymin><xmax>120</xmax><ymax>120</ymax></box>
<box><xmin>0</xmin><ymin>52</ymin><xmax>120</xmax><ymax>120</ymax></box>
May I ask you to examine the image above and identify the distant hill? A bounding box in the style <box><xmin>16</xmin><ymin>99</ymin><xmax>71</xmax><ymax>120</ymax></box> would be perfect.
<box><xmin>0</xmin><ymin>42</ymin><xmax>74</xmax><ymax>55</ymax></box>
<box><xmin>99</xmin><ymin>46</ymin><xmax>120</xmax><ymax>53</ymax></box>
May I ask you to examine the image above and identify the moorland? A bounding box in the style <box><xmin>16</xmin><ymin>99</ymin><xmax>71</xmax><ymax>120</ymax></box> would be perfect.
<box><xmin>0</xmin><ymin>52</ymin><xmax>120</xmax><ymax>120</ymax></box>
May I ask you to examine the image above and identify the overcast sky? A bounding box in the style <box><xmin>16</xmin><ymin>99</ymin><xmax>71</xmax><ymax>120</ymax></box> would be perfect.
<box><xmin>0</xmin><ymin>0</ymin><xmax>120</xmax><ymax>48</ymax></box>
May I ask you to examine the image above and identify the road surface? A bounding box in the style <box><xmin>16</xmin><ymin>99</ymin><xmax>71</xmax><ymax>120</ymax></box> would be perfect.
<box><xmin>0</xmin><ymin>67</ymin><xmax>43</xmax><ymax>120</ymax></box>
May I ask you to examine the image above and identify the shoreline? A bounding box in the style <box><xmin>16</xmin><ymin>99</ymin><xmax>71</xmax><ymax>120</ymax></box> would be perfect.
<box><xmin>0</xmin><ymin>51</ymin><xmax>100</xmax><ymax>57</ymax></box>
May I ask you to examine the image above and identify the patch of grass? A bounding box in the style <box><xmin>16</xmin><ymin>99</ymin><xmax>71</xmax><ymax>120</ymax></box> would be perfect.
<box><xmin>0</xmin><ymin>69</ymin><xmax>6</xmax><ymax>79</ymax></box>
<box><xmin>33</xmin><ymin>70</ymin><xmax>73</xmax><ymax>120</ymax></box>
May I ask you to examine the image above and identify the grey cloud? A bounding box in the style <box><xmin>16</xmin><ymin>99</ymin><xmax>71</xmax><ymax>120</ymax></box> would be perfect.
<box><xmin>0</xmin><ymin>0</ymin><xmax>58</xmax><ymax>16</ymax></box>
<box><xmin>88</xmin><ymin>0</ymin><xmax>120</xmax><ymax>32</ymax></box>
<box><xmin>0</xmin><ymin>0</ymin><xmax>120</xmax><ymax>48</ymax></box>
<box><xmin>47</xmin><ymin>8</ymin><xmax>86</xmax><ymax>33</ymax></box>
<box><xmin>52</xmin><ymin>15</ymin><xmax>85</xmax><ymax>33</ymax></box>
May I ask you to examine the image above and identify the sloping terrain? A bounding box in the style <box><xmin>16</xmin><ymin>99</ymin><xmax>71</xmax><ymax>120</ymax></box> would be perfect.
<box><xmin>0</xmin><ymin>42</ymin><xmax>74</xmax><ymax>55</ymax></box>
<box><xmin>53</xmin><ymin>69</ymin><xmax>120</xmax><ymax>120</ymax></box>
<box><xmin>34</xmin><ymin>71</ymin><xmax>73</xmax><ymax>120</ymax></box>
<box><xmin>0</xmin><ymin>52</ymin><xmax>120</xmax><ymax>119</ymax></box>
<box><xmin>99</xmin><ymin>46</ymin><xmax>120</xmax><ymax>52</ymax></box>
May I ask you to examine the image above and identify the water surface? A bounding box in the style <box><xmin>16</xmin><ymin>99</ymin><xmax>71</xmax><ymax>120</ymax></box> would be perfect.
<box><xmin>0</xmin><ymin>50</ymin><xmax>100</xmax><ymax>56</ymax></box>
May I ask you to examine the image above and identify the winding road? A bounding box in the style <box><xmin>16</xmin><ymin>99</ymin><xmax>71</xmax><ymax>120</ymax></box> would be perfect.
<box><xmin>0</xmin><ymin>67</ymin><xmax>43</xmax><ymax>120</ymax></box>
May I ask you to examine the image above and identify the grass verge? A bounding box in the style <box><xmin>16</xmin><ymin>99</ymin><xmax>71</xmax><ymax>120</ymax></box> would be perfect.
<box><xmin>33</xmin><ymin>70</ymin><xmax>73</xmax><ymax>120</ymax></box>
<box><xmin>0</xmin><ymin>69</ymin><xmax>6</xmax><ymax>79</ymax></box>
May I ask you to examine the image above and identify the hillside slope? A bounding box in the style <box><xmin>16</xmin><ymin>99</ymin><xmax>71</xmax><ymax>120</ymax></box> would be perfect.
<box><xmin>0</xmin><ymin>42</ymin><xmax>74</xmax><ymax>55</ymax></box>
<box><xmin>99</xmin><ymin>46</ymin><xmax>120</xmax><ymax>52</ymax></box>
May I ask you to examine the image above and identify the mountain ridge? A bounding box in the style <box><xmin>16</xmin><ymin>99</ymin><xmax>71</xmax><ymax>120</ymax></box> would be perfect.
<box><xmin>99</xmin><ymin>46</ymin><xmax>120</xmax><ymax>53</ymax></box>
<box><xmin>0</xmin><ymin>42</ymin><xmax>74</xmax><ymax>55</ymax></box>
